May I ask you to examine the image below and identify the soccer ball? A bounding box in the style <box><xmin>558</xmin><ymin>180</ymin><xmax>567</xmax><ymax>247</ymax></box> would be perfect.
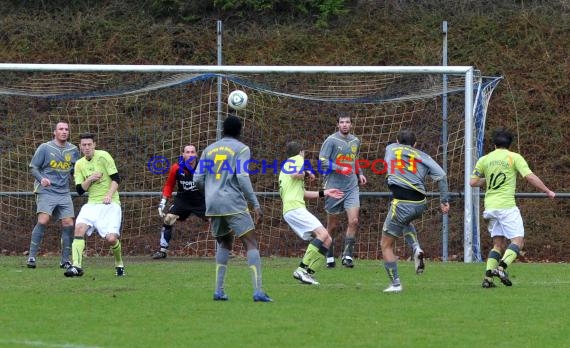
<box><xmin>228</xmin><ymin>90</ymin><xmax>248</xmax><ymax>110</ymax></box>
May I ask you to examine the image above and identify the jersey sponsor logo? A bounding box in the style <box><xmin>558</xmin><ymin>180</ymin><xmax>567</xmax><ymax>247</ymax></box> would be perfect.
<box><xmin>49</xmin><ymin>159</ymin><xmax>73</xmax><ymax>170</ymax></box>
<box><xmin>180</xmin><ymin>180</ymin><xmax>197</xmax><ymax>191</ymax></box>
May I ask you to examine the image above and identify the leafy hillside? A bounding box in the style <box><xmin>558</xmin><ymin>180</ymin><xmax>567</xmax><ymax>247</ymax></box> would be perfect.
<box><xmin>1</xmin><ymin>0</ymin><xmax>569</xmax><ymax>259</ymax></box>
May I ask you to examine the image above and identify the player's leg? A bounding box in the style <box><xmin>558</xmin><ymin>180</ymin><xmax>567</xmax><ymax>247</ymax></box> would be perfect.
<box><xmin>325</xmin><ymin>213</ymin><xmax>340</xmax><ymax>267</ymax></box>
<box><xmin>64</xmin><ymin>222</ymin><xmax>88</xmax><ymax>277</ymax></box>
<box><xmin>212</xmin><ymin>217</ymin><xmax>231</xmax><ymax>300</ymax></box>
<box><xmin>381</xmin><ymin>199</ymin><xmax>408</xmax><ymax>292</ymax></box>
<box><xmin>56</xmin><ymin>195</ymin><xmax>75</xmax><ymax>269</ymax></box>
<box><xmin>27</xmin><ymin>212</ymin><xmax>50</xmax><ymax>268</ymax></box>
<box><xmin>232</xmin><ymin>212</ymin><xmax>272</xmax><ymax>302</ymax></box>
<box><xmin>152</xmin><ymin>213</ymin><xmax>179</xmax><ymax>259</ymax></box>
<box><xmin>27</xmin><ymin>193</ymin><xmax>55</xmax><ymax>268</ymax></box>
<box><xmin>99</xmin><ymin>203</ymin><xmax>124</xmax><ymax>276</ymax></box>
<box><xmin>381</xmin><ymin>232</ymin><xmax>402</xmax><ymax>293</ymax></box>
<box><xmin>286</xmin><ymin>209</ymin><xmax>331</xmax><ymax>285</ymax></box>
<box><xmin>498</xmin><ymin>207</ymin><xmax>525</xmax><ymax>273</ymax></box>
<box><xmin>294</xmin><ymin>226</ymin><xmax>331</xmax><ymax>285</ymax></box>
<box><xmin>324</xmin><ymin>194</ymin><xmax>343</xmax><ymax>268</ymax></box>
<box><xmin>341</xmin><ymin>206</ymin><xmax>360</xmax><ymax>268</ymax></box>
<box><xmin>341</xmin><ymin>189</ymin><xmax>360</xmax><ymax>268</ymax></box>
<box><xmin>106</xmin><ymin>232</ymin><xmax>124</xmax><ymax>276</ymax></box>
<box><xmin>59</xmin><ymin>217</ymin><xmax>74</xmax><ymax>269</ymax></box>
<box><xmin>404</xmin><ymin>224</ymin><xmax>424</xmax><ymax>274</ymax></box>
<box><xmin>500</xmin><ymin>237</ymin><xmax>523</xmax><ymax>269</ymax></box>
<box><xmin>482</xmin><ymin>210</ymin><xmax>509</xmax><ymax>287</ymax></box>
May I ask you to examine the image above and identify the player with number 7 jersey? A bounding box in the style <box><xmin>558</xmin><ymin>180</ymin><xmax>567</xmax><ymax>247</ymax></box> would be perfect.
<box><xmin>193</xmin><ymin>115</ymin><xmax>272</xmax><ymax>302</ymax></box>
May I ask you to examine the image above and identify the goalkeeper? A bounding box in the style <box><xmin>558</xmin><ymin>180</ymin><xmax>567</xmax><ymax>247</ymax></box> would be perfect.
<box><xmin>152</xmin><ymin>144</ymin><xmax>208</xmax><ymax>259</ymax></box>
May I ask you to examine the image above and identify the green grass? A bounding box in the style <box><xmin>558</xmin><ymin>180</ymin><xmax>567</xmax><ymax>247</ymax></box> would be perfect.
<box><xmin>1</xmin><ymin>256</ymin><xmax>569</xmax><ymax>348</ymax></box>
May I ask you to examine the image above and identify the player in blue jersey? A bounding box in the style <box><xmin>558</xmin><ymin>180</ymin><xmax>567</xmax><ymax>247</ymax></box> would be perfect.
<box><xmin>194</xmin><ymin>115</ymin><xmax>272</xmax><ymax>302</ymax></box>
<box><xmin>319</xmin><ymin>114</ymin><xmax>367</xmax><ymax>268</ymax></box>
<box><xmin>381</xmin><ymin>130</ymin><xmax>450</xmax><ymax>292</ymax></box>
<box><xmin>470</xmin><ymin>128</ymin><xmax>555</xmax><ymax>288</ymax></box>
<box><xmin>27</xmin><ymin>122</ymin><xmax>80</xmax><ymax>269</ymax></box>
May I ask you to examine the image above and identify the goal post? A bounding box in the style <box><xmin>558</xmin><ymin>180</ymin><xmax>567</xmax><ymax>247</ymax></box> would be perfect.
<box><xmin>0</xmin><ymin>64</ymin><xmax>497</xmax><ymax>262</ymax></box>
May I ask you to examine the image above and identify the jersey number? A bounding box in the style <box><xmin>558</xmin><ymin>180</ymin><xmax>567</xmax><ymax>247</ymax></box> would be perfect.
<box><xmin>394</xmin><ymin>149</ymin><xmax>416</xmax><ymax>172</ymax></box>
<box><xmin>488</xmin><ymin>172</ymin><xmax>506</xmax><ymax>190</ymax></box>
<box><xmin>213</xmin><ymin>154</ymin><xmax>227</xmax><ymax>180</ymax></box>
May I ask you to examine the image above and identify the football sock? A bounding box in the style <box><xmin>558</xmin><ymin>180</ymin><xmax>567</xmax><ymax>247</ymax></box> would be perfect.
<box><xmin>215</xmin><ymin>246</ymin><xmax>230</xmax><ymax>292</ymax></box>
<box><xmin>111</xmin><ymin>240</ymin><xmax>123</xmax><ymax>267</ymax></box>
<box><xmin>60</xmin><ymin>225</ymin><xmax>74</xmax><ymax>262</ymax></box>
<box><xmin>246</xmin><ymin>248</ymin><xmax>263</xmax><ymax>292</ymax></box>
<box><xmin>384</xmin><ymin>261</ymin><xmax>400</xmax><ymax>285</ymax></box>
<box><xmin>404</xmin><ymin>230</ymin><xmax>420</xmax><ymax>253</ymax></box>
<box><xmin>301</xmin><ymin>240</ymin><xmax>327</xmax><ymax>272</ymax></box>
<box><xmin>159</xmin><ymin>224</ymin><xmax>173</xmax><ymax>249</ymax></box>
<box><xmin>500</xmin><ymin>243</ymin><xmax>520</xmax><ymax>268</ymax></box>
<box><xmin>342</xmin><ymin>236</ymin><xmax>355</xmax><ymax>258</ymax></box>
<box><xmin>485</xmin><ymin>248</ymin><xmax>501</xmax><ymax>277</ymax></box>
<box><xmin>326</xmin><ymin>238</ymin><xmax>334</xmax><ymax>261</ymax></box>
<box><xmin>71</xmin><ymin>237</ymin><xmax>85</xmax><ymax>268</ymax></box>
<box><xmin>29</xmin><ymin>223</ymin><xmax>46</xmax><ymax>258</ymax></box>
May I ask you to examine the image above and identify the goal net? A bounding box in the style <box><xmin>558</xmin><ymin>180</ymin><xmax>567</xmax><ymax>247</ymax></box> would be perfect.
<box><xmin>0</xmin><ymin>65</ymin><xmax>500</xmax><ymax>262</ymax></box>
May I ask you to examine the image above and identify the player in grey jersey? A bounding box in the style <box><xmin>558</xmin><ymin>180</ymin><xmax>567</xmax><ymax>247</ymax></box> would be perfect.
<box><xmin>194</xmin><ymin>115</ymin><xmax>272</xmax><ymax>302</ymax></box>
<box><xmin>319</xmin><ymin>114</ymin><xmax>367</xmax><ymax>268</ymax></box>
<box><xmin>381</xmin><ymin>130</ymin><xmax>450</xmax><ymax>292</ymax></box>
<box><xmin>26</xmin><ymin>122</ymin><xmax>80</xmax><ymax>269</ymax></box>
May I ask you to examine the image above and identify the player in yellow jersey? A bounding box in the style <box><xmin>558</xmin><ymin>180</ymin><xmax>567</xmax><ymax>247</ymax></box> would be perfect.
<box><xmin>470</xmin><ymin>128</ymin><xmax>555</xmax><ymax>288</ymax></box>
<box><xmin>64</xmin><ymin>133</ymin><xmax>125</xmax><ymax>277</ymax></box>
<box><xmin>279</xmin><ymin>141</ymin><xmax>344</xmax><ymax>285</ymax></box>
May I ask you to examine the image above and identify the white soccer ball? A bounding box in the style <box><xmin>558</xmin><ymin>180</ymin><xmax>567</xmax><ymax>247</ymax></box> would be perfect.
<box><xmin>228</xmin><ymin>90</ymin><xmax>248</xmax><ymax>110</ymax></box>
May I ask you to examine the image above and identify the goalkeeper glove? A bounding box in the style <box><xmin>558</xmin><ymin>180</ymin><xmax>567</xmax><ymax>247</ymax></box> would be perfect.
<box><xmin>158</xmin><ymin>198</ymin><xmax>167</xmax><ymax>218</ymax></box>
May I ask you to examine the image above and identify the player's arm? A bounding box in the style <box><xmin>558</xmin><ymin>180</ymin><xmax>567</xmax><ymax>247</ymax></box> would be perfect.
<box><xmin>426</xmin><ymin>157</ymin><xmax>450</xmax><ymax>213</ymax></box>
<box><xmin>158</xmin><ymin>164</ymin><xmax>178</xmax><ymax>216</ymax></box>
<box><xmin>318</xmin><ymin>138</ymin><xmax>338</xmax><ymax>173</ymax></box>
<box><xmin>161</xmin><ymin>164</ymin><xmax>177</xmax><ymax>199</ymax></box>
<box><xmin>469</xmin><ymin>159</ymin><xmax>486</xmax><ymax>188</ymax></box>
<box><xmin>29</xmin><ymin>144</ymin><xmax>49</xmax><ymax>186</ymax></box>
<box><xmin>524</xmin><ymin>173</ymin><xmax>555</xmax><ymax>199</ymax></box>
<box><xmin>103</xmin><ymin>172</ymin><xmax>120</xmax><ymax>204</ymax></box>
<box><xmin>76</xmin><ymin>169</ymin><xmax>101</xmax><ymax>195</ymax></box>
<box><xmin>355</xmin><ymin>141</ymin><xmax>367</xmax><ymax>185</ymax></box>
<box><xmin>304</xmin><ymin>188</ymin><xmax>344</xmax><ymax>200</ymax></box>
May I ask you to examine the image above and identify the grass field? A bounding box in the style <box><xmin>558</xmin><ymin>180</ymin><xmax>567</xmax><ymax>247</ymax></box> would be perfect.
<box><xmin>1</xmin><ymin>256</ymin><xmax>569</xmax><ymax>348</ymax></box>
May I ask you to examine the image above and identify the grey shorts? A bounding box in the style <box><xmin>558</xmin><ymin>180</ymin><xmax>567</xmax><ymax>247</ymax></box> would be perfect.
<box><xmin>210</xmin><ymin>211</ymin><xmax>255</xmax><ymax>238</ymax></box>
<box><xmin>382</xmin><ymin>199</ymin><xmax>426</xmax><ymax>237</ymax></box>
<box><xmin>325</xmin><ymin>187</ymin><xmax>360</xmax><ymax>214</ymax></box>
<box><xmin>35</xmin><ymin>193</ymin><xmax>75</xmax><ymax>220</ymax></box>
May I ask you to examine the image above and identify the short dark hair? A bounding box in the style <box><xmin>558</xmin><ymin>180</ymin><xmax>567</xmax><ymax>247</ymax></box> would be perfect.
<box><xmin>79</xmin><ymin>133</ymin><xmax>95</xmax><ymax>141</ymax></box>
<box><xmin>285</xmin><ymin>141</ymin><xmax>303</xmax><ymax>158</ymax></box>
<box><xmin>336</xmin><ymin>113</ymin><xmax>351</xmax><ymax>123</ymax></box>
<box><xmin>223</xmin><ymin>116</ymin><xmax>242</xmax><ymax>138</ymax></box>
<box><xmin>491</xmin><ymin>127</ymin><xmax>513</xmax><ymax>148</ymax></box>
<box><xmin>397</xmin><ymin>130</ymin><xmax>416</xmax><ymax>146</ymax></box>
<box><xmin>54</xmin><ymin>121</ymin><xmax>69</xmax><ymax>131</ymax></box>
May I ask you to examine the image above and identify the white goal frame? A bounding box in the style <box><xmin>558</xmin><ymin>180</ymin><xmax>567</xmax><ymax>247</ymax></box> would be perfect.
<box><xmin>0</xmin><ymin>63</ymin><xmax>477</xmax><ymax>262</ymax></box>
